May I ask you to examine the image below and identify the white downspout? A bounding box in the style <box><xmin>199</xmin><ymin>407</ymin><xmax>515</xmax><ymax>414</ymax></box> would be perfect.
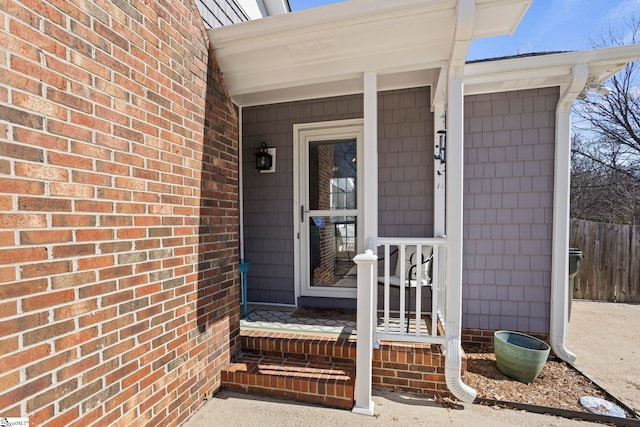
<box><xmin>444</xmin><ymin>0</ymin><xmax>476</xmax><ymax>404</ymax></box>
<box><xmin>550</xmin><ymin>63</ymin><xmax>588</xmax><ymax>363</ymax></box>
<box><xmin>445</xmin><ymin>76</ymin><xmax>476</xmax><ymax>404</ymax></box>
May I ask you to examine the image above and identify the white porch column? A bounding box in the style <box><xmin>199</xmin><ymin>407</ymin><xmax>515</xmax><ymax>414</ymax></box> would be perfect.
<box><xmin>353</xmin><ymin>71</ymin><xmax>378</xmax><ymax>417</ymax></box>
<box><xmin>363</xmin><ymin>71</ymin><xmax>378</xmax><ymax>242</ymax></box>
<box><xmin>444</xmin><ymin>75</ymin><xmax>464</xmax><ymax>346</ymax></box>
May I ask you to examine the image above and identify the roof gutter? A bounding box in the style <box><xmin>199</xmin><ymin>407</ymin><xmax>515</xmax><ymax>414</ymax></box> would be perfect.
<box><xmin>550</xmin><ymin>63</ymin><xmax>588</xmax><ymax>364</ymax></box>
<box><xmin>444</xmin><ymin>0</ymin><xmax>477</xmax><ymax>404</ymax></box>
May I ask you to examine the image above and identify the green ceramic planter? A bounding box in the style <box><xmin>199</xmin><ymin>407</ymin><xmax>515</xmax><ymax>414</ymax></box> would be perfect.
<box><xmin>494</xmin><ymin>331</ymin><xmax>550</xmax><ymax>384</ymax></box>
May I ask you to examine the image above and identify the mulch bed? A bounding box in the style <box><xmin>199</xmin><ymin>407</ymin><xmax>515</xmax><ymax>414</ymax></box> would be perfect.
<box><xmin>462</xmin><ymin>344</ymin><xmax>638</xmax><ymax>422</ymax></box>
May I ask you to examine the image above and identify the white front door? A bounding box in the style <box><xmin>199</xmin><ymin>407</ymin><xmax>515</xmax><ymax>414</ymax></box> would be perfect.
<box><xmin>295</xmin><ymin>120</ymin><xmax>364</xmax><ymax>298</ymax></box>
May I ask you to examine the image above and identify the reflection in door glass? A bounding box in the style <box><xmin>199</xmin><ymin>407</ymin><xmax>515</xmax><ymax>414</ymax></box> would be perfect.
<box><xmin>309</xmin><ymin>216</ymin><xmax>357</xmax><ymax>288</ymax></box>
<box><xmin>308</xmin><ymin>139</ymin><xmax>357</xmax><ymax>211</ymax></box>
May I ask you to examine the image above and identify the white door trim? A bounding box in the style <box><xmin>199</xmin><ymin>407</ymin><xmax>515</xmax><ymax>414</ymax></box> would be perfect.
<box><xmin>293</xmin><ymin>119</ymin><xmax>364</xmax><ymax>300</ymax></box>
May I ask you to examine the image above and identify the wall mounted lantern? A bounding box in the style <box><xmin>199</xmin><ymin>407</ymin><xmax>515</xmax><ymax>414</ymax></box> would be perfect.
<box><xmin>255</xmin><ymin>141</ymin><xmax>276</xmax><ymax>173</ymax></box>
<box><xmin>577</xmin><ymin>82</ymin><xmax>612</xmax><ymax>100</ymax></box>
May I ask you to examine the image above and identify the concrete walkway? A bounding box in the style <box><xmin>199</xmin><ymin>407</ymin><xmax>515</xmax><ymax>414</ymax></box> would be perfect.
<box><xmin>183</xmin><ymin>389</ymin><xmax>599</xmax><ymax>427</ymax></box>
<box><xmin>183</xmin><ymin>300</ymin><xmax>639</xmax><ymax>426</ymax></box>
<box><xmin>566</xmin><ymin>300</ymin><xmax>640</xmax><ymax>414</ymax></box>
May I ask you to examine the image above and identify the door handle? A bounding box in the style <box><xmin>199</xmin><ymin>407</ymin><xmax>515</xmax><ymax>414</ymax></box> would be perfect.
<box><xmin>300</xmin><ymin>205</ymin><xmax>305</xmax><ymax>223</ymax></box>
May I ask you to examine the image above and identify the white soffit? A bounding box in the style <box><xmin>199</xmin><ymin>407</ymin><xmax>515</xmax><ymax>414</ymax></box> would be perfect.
<box><xmin>208</xmin><ymin>0</ymin><xmax>531</xmax><ymax>106</ymax></box>
<box><xmin>463</xmin><ymin>45</ymin><xmax>640</xmax><ymax>95</ymax></box>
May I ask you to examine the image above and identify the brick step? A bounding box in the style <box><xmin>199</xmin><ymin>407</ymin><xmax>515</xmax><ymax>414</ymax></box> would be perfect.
<box><xmin>236</xmin><ymin>330</ymin><xmax>466</xmax><ymax>400</ymax></box>
<box><xmin>222</xmin><ymin>353</ymin><xmax>355</xmax><ymax>409</ymax></box>
<box><xmin>240</xmin><ymin>330</ymin><xmax>356</xmax><ymax>366</ymax></box>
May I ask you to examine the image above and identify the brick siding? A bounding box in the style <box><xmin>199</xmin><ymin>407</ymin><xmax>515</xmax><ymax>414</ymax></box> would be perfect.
<box><xmin>0</xmin><ymin>1</ymin><xmax>239</xmax><ymax>425</ymax></box>
<box><xmin>462</xmin><ymin>327</ymin><xmax>549</xmax><ymax>347</ymax></box>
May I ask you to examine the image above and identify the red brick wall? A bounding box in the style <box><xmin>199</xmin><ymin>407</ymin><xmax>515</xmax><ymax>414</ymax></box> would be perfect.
<box><xmin>0</xmin><ymin>1</ymin><xmax>240</xmax><ymax>425</ymax></box>
<box><xmin>372</xmin><ymin>342</ymin><xmax>452</xmax><ymax>397</ymax></box>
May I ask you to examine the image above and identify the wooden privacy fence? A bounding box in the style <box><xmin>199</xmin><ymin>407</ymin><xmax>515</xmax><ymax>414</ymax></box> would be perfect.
<box><xmin>570</xmin><ymin>219</ymin><xmax>640</xmax><ymax>302</ymax></box>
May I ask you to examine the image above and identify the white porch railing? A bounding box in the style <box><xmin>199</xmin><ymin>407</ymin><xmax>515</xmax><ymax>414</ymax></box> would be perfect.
<box><xmin>352</xmin><ymin>236</ymin><xmax>447</xmax><ymax>415</ymax></box>
<box><xmin>374</xmin><ymin>236</ymin><xmax>447</xmax><ymax>345</ymax></box>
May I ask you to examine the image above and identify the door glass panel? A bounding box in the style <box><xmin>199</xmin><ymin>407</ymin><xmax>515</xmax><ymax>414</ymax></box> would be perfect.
<box><xmin>308</xmin><ymin>216</ymin><xmax>357</xmax><ymax>288</ymax></box>
<box><xmin>308</xmin><ymin>139</ymin><xmax>357</xmax><ymax>211</ymax></box>
<box><xmin>307</xmin><ymin>138</ymin><xmax>358</xmax><ymax>289</ymax></box>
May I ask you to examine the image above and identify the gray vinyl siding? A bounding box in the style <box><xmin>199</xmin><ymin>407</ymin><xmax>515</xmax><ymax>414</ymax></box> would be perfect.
<box><xmin>243</xmin><ymin>87</ymin><xmax>433</xmax><ymax>305</ymax></box>
<box><xmin>462</xmin><ymin>87</ymin><xmax>559</xmax><ymax>334</ymax></box>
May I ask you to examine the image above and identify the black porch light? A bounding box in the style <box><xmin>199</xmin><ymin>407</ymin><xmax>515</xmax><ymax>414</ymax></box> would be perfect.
<box><xmin>255</xmin><ymin>141</ymin><xmax>273</xmax><ymax>171</ymax></box>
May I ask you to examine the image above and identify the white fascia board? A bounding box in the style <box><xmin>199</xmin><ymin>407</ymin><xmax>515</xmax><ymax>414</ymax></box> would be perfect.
<box><xmin>463</xmin><ymin>44</ymin><xmax>640</xmax><ymax>95</ymax></box>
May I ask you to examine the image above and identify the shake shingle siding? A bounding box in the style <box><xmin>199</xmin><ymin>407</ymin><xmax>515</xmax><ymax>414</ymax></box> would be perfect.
<box><xmin>242</xmin><ymin>87</ymin><xmax>433</xmax><ymax>305</ymax></box>
<box><xmin>242</xmin><ymin>95</ymin><xmax>363</xmax><ymax>305</ymax></box>
<box><xmin>463</xmin><ymin>88</ymin><xmax>559</xmax><ymax>334</ymax></box>
<box><xmin>378</xmin><ymin>87</ymin><xmax>434</xmax><ymax>238</ymax></box>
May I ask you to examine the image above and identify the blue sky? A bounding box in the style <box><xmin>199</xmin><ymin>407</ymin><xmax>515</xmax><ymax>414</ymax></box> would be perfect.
<box><xmin>288</xmin><ymin>0</ymin><xmax>640</xmax><ymax>60</ymax></box>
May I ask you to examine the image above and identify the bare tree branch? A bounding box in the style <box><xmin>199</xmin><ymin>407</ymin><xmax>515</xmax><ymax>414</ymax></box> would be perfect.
<box><xmin>570</xmin><ymin>18</ymin><xmax>640</xmax><ymax>225</ymax></box>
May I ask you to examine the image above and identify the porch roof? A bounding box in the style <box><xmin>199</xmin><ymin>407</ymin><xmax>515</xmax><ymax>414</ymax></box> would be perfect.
<box><xmin>207</xmin><ymin>0</ymin><xmax>531</xmax><ymax>106</ymax></box>
<box><xmin>464</xmin><ymin>45</ymin><xmax>640</xmax><ymax>95</ymax></box>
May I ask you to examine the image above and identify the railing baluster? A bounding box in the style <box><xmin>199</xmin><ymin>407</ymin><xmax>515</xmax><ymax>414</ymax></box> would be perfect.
<box><xmin>415</xmin><ymin>244</ymin><xmax>422</xmax><ymax>336</ymax></box>
<box><xmin>431</xmin><ymin>245</ymin><xmax>438</xmax><ymax>336</ymax></box>
<box><xmin>399</xmin><ymin>244</ymin><xmax>406</xmax><ymax>333</ymax></box>
<box><xmin>440</xmin><ymin>244</ymin><xmax>447</xmax><ymax>331</ymax></box>
<box><xmin>383</xmin><ymin>244</ymin><xmax>390</xmax><ymax>333</ymax></box>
